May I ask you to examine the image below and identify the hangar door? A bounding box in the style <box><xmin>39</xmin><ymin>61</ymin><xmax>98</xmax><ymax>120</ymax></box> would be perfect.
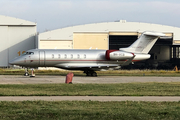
<box><xmin>109</xmin><ymin>32</ymin><xmax>138</xmax><ymax>50</ymax></box>
<box><xmin>73</xmin><ymin>32</ymin><xmax>109</xmax><ymax>49</ymax></box>
<box><xmin>39</xmin><ymin>40</ymin><xmax>72</xmax><ymax>49</ymax></box>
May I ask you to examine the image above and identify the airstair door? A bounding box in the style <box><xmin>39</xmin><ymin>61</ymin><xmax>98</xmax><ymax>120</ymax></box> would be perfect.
<box><xmin>39</xmin><ymin>51</ymin><xmax>45</xmax><ymax>66</ymax></box>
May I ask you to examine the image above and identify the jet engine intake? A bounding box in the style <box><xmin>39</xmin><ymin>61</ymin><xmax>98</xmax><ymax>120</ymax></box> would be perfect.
<box><xmin>106</xmin><ymin>50</ymin><xmax>134</xmax><ymax>60</ymax></box>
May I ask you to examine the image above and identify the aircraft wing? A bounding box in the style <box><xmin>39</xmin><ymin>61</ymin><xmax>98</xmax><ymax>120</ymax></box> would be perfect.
<box><xmin>55</xmin><ymin>63</ymin><xmax>120</xmax><ymax>71</ymax></box>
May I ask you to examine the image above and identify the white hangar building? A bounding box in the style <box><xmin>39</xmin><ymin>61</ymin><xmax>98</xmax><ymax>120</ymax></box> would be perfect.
<box><xmin>0</xmin><ymin>15</ymin><xmax>37</xmax><ymax>67</ymax></box>
<box><xmin>39</xmin><ymin>20</ymin><xmax>180</xmax><ymax>69</ymax></box>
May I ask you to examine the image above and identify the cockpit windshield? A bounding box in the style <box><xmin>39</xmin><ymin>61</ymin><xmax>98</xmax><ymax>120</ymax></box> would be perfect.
<box><xmin>23</xmin><ymin>52</ymin><xmax>34</xmax><ymax>55</ymax></box>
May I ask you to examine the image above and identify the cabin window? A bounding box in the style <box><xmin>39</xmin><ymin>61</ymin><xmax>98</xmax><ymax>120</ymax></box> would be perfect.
<box><xmin>77</xmin><ymin>54</ymin><xmax>80</xmax><ymax>59</ymax></box>
<box><xmin>52</xmin><ymin>54</ymin><xmax>54</xmax><ymax>58</ymax></box>
<box><xmin>113</xmin><ymin>53</ymin><xmax>118</xmax><ymax>56</ymax></box>
<box><xmin>71</xmin><ymin>54</ymin><xmax>73</xmax><ymax>59</ymax></box>
<box><xmin>84</xmin><ymin>54</ymin><xmax>86</xmax><ymax>59</ymax></box>
<box><xmin>64</xmin><ymin>54</ymin><xmax>67</xmax><ymax>59</ymax></box>
<box><xmin>58</xmin><ymin>54</ymin><xmax>61</xmax><ymax>59</ymax></box>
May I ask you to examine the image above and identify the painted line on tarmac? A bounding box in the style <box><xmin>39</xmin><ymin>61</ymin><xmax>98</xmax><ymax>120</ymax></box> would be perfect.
<box><xmin>0</xmin><ymin>96</ymin><xmax>180</xmax><ymax>102</ymax></box>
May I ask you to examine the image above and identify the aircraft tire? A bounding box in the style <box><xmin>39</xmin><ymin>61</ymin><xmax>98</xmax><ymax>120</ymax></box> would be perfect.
<box><xmin>87</xmin><ymin>72</ymin><xmax>91</xmax><ymax>76</ymax></box>
<box><xmin>24</xmin><ymin>73</ymin><xmax>29</xmax><ymax>76</ymax></box>
<box><xmin>91</xmin><ymin>72</ymin><xmax>97</xmax><ymax>77</ymax></box>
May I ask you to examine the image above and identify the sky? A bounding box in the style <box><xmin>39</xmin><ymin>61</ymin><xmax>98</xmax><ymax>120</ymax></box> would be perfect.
<box><xmin>0</xmin><ymin>0</ymin><xmax>180</xmax><ymax>33</ymax></box>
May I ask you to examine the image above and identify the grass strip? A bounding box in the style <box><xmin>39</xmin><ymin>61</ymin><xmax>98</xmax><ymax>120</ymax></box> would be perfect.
<box><xmin>0</xmin><ymin>101</ymin><xmax>180</xmax><ymax>120</ymax></box>
<box><xmin>0</xmin><ymin>83</ymin><xmax>180</xmax><ymax>96</ymax></box>
<box><xmin>1</xmin><ymin>68</ymin><xmax>180</xmax><ymax>76</ymax></box>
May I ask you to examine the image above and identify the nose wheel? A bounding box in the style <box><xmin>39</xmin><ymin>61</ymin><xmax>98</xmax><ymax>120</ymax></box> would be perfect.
<box><xmin>24</xmin><ymin>68</ymin><xmax>35</xmax><ymax>77</ymax></box>
<box><xmin>24</xmin><ymin>68</ymin><xmax>29</xmax><ymax>76</ymax></box>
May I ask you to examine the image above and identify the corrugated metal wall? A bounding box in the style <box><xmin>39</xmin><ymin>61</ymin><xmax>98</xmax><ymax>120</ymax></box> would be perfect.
<box><xmin>0</xmin><ymin>25</ymin><xmax>37</xmax><ymax>67</ymax></box>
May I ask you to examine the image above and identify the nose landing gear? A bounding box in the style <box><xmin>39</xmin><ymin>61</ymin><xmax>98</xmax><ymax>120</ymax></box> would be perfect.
<box><xmin>24</xmin><ymin>68</ymin><xmax>29</xmax><ymax>76</ymax></box>
<box><xmin>24</xmin><ymin>68</ymin><xmax>35</xmax><ymax>77</ymax></box>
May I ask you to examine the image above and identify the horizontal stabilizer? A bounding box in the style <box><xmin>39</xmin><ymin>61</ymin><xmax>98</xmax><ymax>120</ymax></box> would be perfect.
<box><xmin>122</xmin><ymin>55</ymin><xmax>136</xmax><ymax>66</ymax></box>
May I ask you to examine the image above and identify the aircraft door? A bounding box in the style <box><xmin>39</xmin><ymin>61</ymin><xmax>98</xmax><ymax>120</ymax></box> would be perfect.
<box><xmin>24</xmin><ymin>56</ymin><xmax>31</xmax><ymax>63</ymax></box>
<box><xmin>39</xmin><ymin>51</ymin><xmax>45</xmax><ymax>66</ymax></box>
<box><xmin>24</xmin><ymin>58</ymin><xmax>26</xmax><ymax>63</ymax></box>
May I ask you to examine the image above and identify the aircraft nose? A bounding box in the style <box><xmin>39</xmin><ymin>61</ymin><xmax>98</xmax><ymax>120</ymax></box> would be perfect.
<box><xmin>9</xmin><ymin>58</ymin><xmax>21</xmax><ymax>65</ymax></box>
<box><xmin>9</xmin><ymin>59</ymin><xmax>17</xmax><ymax>65</ymax></box>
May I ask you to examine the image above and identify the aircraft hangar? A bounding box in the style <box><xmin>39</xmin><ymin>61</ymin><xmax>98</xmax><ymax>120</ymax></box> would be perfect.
<box><xmin>0</xmin><ymin>15</ymin><xmax>37</xmax><ymax>67</ymax></box>
<box><xmin>39</xmin><ymin>20</ymin><xmax>180</xmax><ymax>69</ymax></box>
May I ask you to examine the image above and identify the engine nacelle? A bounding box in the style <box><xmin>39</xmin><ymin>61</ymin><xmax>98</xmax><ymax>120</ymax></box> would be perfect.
<box><xmin>106</xmin><ymin>50</ymin><xmax>134</xmax><ymax>60</ymax></box>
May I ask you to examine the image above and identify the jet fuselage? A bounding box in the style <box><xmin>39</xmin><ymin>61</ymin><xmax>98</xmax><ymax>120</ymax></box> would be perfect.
<box><xmin>10</xmin><ymin>49</ymin><xmax>150</xmax><ymax>71</ymax></box>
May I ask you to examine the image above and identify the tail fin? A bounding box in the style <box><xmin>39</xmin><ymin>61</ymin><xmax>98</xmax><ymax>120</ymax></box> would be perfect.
<box><xmin>120</xmin><ymin>31</ymin><xmax>165</xmax><ymax>54</ymax></box>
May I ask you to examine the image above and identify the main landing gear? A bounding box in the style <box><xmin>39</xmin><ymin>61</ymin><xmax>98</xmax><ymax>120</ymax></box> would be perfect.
<box><xmin>84</xmin><ymin>70</ymin><xmax>97</xmax><ymax>77</ymax></box>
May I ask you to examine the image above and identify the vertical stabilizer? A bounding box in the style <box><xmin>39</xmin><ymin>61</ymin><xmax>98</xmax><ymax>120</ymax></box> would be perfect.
<box><xmin>120</xmin><ymin>31</ymin><xmax>165</xmax><ymax>54</ymax></box>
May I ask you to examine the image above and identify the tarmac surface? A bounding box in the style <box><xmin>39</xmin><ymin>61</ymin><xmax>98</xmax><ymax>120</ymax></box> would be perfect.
<box><xmin>0</xmin><ymin>75</ymin><xmax>180</xmax><ymax>102</ymax></box>
<box><xmin>0</xmin><ymin>75</ymin><xmax>180</xmax><ymax>84</ymax></box>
